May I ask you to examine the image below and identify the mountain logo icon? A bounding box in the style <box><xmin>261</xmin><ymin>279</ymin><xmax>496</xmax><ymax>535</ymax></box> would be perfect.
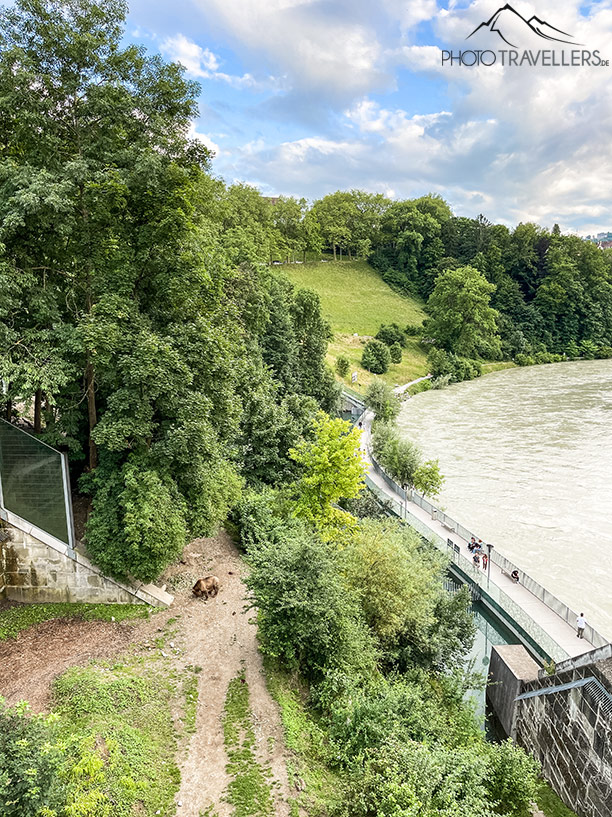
<box><xmin>466</xmin><ymin>4</ymin><xmax>582</xmax><ymax>48</ymax></box>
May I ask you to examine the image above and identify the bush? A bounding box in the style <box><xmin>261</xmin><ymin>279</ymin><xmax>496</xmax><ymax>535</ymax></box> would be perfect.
<box><xmin>485</xmin><ymin>739</ymin><xmax>539</xmax><ymax>815</ymax></box>
<box><xmin>427</xmin><ymin>348</ymin><xmax>482</xmax><ymax>383</ymax></box>
<box><xmin>404</xmin><ymin>323</ymin><xmax>423</xmax><ymax>337</ymax></box>
<box><xmin>389</xmin><ymin>342</ymin><xmax>402</xmax><ymax>364</ymax></box>
<box><xmin>362</xmin><ymin>339</ymin><xmax>391</xmax><ymax>374</ymax></box>
<box><xmin>579</xmin><ymin>339</ymin><xmax>598</xmax><ymax>359</ymax></box>
<box><xmin>515</xmin><ymin>353</ymin><xmax>535</xmax><ymax>366</ymax></box>
<box><xmin>245</xmin><ymin>519</ymin><xmax>378</xmax><ymax>685</ymax></box>
<box><xmin>596</xmin><ymin>345</ymin><xmax>612</xmax><ymax>359</ymax></box>
<box><xmin>0</xmin><ymin>700</ymin><xmax>64</xmax><ymax>817</ymax></box>
<box><xmin>335</xmin><ymin>355</ymin><xmax>350</xmax><ymax>377</ymax></box>
<box><xmin>375</xmin><ymin>323</ymin><xmax>406</xmax><ymax>348</ymax></box>
<box><xmin>85</xmin><ymin>460</ymin><xmax>188</xmax><ymax>583</ymax></box>
<box><xmin>364</xmin><ymin>380</ymin><xmax>400</xmax><ymax>423</ymax></box>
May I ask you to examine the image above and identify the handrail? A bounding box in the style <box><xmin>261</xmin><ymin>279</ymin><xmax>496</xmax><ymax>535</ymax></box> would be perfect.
<box><xmin>363</xmin><ymin>439</ymin><xmax>609</xmax><ymax>654</ymax></box>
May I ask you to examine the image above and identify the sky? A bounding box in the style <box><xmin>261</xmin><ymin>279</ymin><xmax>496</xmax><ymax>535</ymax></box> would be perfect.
<box><xmin>125</xmin><ymin>0</ymin><xmax>612</xmax><ymax>233</ymax></box>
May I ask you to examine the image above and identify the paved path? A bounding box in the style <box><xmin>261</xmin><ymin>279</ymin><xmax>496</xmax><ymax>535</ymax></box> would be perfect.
<box><xmin>359</xmin><ymin>389</ymin><xmax>596</xmax><ymax>661</ymax></box>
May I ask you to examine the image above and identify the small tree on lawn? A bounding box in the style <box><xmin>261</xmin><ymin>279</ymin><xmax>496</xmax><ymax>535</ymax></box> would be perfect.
<box><xmin>362</xmin><ymin>339</ymin><xmax>390</xmax><ymax>374</ymax></box>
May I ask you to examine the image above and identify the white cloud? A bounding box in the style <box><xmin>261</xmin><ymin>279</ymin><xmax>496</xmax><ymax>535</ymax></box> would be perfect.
<box><xmin>189</xmin><ymin>123</ymin><xmax>221</xmax><ymax>157</ymax></box>
<box><xmin>160</xmin><ymin>33</ymin><xmax>281</xmax><ymax>90</ymax></box>
<box><xmin>191</xmin><ymin>0</ymin><xmax>390</xmax><ymax>97</ymax></box>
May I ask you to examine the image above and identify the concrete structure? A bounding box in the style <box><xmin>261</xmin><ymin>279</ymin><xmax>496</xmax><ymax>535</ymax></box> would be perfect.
<box><xmin>488</xmin><ymin>644</ymin><xmax>612</xmax><ymax>817</ymax></box>
<box><xmin>0</xmin><ymin>521</ymin><xmax>172</xmax><ymax>607</ymax></box>
<box><xmin>487</xmin><ymin>645</ymin><xmax>539</xmax><ymax>737</ymax></box>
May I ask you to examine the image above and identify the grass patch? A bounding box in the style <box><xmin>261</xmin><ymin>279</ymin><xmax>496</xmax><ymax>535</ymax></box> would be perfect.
<box><xmin>51</xmin><ymin>653</ymin><xmax>185</xmax><ymax>817</ymax></box>
<box><xmin>481</xmin><ymin>361</ymin><xmax>517</xmax><ymax>375</ymax></box>
<box><xmin>534</xmin><ymin>779</ymin><xmax>579</xmax><ymax>817</ymax></box>
<box><xmin>0</xmin><ymin>602</ymin><xmax>149</xmax><ymax>640</ymax></box>
<box><xmin>328</xmin><ymin>334</ymin><xmax>428</xmax><ymax>395</ymax></box>
<box><xmin>223</xmin><ymin>669</ymin><xmax>274</xmax><ymax>817</ymax></box>
<box><xmin>183</xmin><ymin>671</ymin><xmax>199</xmax><ymax>734</ymax></box>
<box><xmin>264</xmin><ymin>659</ymin><xmax>344</xmax><ymax>815</ymax></box>
<box><xmin>285</xmin><ymin>259</ymin><xmax>426</xmax><ymax>335</ymax></box>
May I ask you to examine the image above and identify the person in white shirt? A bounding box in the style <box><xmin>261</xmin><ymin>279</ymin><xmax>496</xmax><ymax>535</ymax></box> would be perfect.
<box><xmin>576</xmin><ymin>613</ymin><xmax>587</xmax><ymax>639</ymax></box>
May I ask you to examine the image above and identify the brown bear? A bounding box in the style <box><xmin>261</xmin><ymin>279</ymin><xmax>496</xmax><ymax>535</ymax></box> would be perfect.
<box><xmin>192</xmin><ymin>576</ymin><xmax>220</xmax><ymax>599</ymax></box>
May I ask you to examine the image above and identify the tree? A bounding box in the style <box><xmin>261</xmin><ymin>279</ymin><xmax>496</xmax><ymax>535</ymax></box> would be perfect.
<box><xmin>335</xmin><ymin>355</ymin><xmax>350</xmax><ymax>377</ymax></box>
<box><xmin>364</xmin><ymin>380</ymin><xmax>400</xmax><ymax>423</ymax></box>
<box><xmin>362</xmin><ymin>339</ymin><xmax>391</xmax><ymax>374</ymax></box>
<box><xmin>425</xmin><ymin>266</ymin><xmax>501</xmax><ymax>358</ymax></box>
<box><xmin>289</xmin><ymin>412</ymin><xmax>364</xmax><ymax>534</ymax></box>
<box><xmin>389</xmin><ymin>342</ymin><xmax>402</xmax><ymax>364</ymax></box>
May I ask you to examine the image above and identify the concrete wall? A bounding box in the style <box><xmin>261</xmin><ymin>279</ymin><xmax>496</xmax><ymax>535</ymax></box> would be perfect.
<box><xmin>516</xmin><ymin>658</ymin><xmax>612</xmax><ymax>817</ymax></box>
<box><xmin>488</xmin><ymin>645</ymin><xmax>612</xmax><ymax>817</ymax></box>
<box><xmin>0</xmin><ymin>522</ymin><xmax>172</xmax><ymax>607</ymax></box>
<box><xmin>487</xmin><ymin>645</ymin><xmax>539</xmax><ymax>738</ymax></box>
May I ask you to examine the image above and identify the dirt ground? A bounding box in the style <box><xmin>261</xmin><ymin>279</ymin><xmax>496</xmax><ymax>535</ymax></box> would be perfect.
<box><xmin>0</xmin><ymin>531</ymin><xmax>291</xmax><ymax>817</ymax></box>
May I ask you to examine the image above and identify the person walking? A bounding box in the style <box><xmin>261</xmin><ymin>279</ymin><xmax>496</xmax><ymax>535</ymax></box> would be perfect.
<box><xmin>482</xmin><ymin>553</ymin><xmax>488</xmax><ymax>571</ymax></box>
<box><xmin>576</xmin><ymin>612</ymin><xmax>587</xmax><ymax>639</ymax></box>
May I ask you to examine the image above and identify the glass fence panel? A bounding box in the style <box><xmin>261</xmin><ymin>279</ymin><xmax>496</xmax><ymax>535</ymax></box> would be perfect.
<box><xmin>0</xmin><ymin>420</ymin><xmax>70</xmax><ymax>545</ymax></box>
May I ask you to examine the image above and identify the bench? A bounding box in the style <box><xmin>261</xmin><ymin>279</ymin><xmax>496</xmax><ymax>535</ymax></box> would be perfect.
<box><xmin>441</xmin><ymin>520</ymin><xmax>456</xmax><ymax>533</ymax></box>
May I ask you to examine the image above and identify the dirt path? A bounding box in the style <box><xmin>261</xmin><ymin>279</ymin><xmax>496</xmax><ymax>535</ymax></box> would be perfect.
<box><xmin>0</xmin><ymin>531</ymin><xmax>292</xmax><ymax>817</ymax></box>
<box><xmin>166</xmin><ymin>532</ymin><xmax>291</xmax><ymax>817</ymax></box>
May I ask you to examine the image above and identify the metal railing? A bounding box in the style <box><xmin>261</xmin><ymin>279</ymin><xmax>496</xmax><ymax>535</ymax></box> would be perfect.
<box><xmin>365</xmin><ymin>474</ymin><xmax>568</xmax><ymax>663</ymax></box>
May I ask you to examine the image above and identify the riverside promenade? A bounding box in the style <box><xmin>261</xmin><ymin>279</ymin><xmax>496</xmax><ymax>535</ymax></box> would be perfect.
<box><xmin>357</xmin><ymin>380</ymin><xmax>607</xmax><ymax>663</ymax></box>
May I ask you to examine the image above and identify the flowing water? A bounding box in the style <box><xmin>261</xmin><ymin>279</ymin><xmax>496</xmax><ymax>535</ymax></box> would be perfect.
<box><xmin>396</xmin><ymin>358</ymin><xmax>612</xmax><ymax>639</ymax></box>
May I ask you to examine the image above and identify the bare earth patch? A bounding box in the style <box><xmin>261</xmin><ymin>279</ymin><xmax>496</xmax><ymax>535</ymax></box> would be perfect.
<box><xmin>165</xmin><ymin>531</ymin><xmax>291</xmax><ymax>817</ymax></box>
<box><xmin>0</xmin><ymin>530</ymin><xmax>291</xmax><ymax>817</ymax></box>
<box><xmin>0</xmin><ymin>617</ymin><xmax>140</xmax><ymax>711</ymax></box>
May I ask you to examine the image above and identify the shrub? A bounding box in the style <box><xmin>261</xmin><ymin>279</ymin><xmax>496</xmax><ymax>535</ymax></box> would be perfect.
<box><xmin>245</xmin><ymin>521</ymin><xmax>378</xmax><ymax>685</ymax></box>
<box><xmin>389</xmin><ymin>342</ymin><xmax>402</xmax><ymax>364</ymax></box>
<box><xmin>579</xmin><ymin>339</ymin><xmax>598</xmax><ymax>359</ymax></box>
<box><xmin>85</xmin><ymin>460</ymin><xmax>188</xmax><ymax>583</ymax></box>
<box><xmin>375</xmin><ymin>323</ymin><xmax>406</xmax><ymax>348</ymax></box>
<box><xmin>335</xmin><ymin>355</ymin><xmax>350</xmax><ymax>377</ymax></box>
<box><xmin>362</xmin><ymin>339</ymin><xmax>391</xmax><ymax>374</ymax></box>
<box><xmin>485</xmin><ymin>739</ymin><xmax>539</xmax><ymax>815</ymax></box>
<box><xmin>404</xmin><ymin>323</ymin><xmax>423</xmax><ymax>337</ymax></box>
<box><xmin>596</xmin><ymin>345</ymin><xmax>612</xmax><ymax>359</ymax></box>
<box><xmin>0</xmin><ymin>700</ymin><xmax>64</xmax><ymax>817</ymax></box>
<box><xmin>514</xmin><ymin>353</ymin><xmax>535</xmax><ymax>366</ymax></box>
<box><xmin>364</xmin><ymin>381</ymin><xmax>400</xmax><ymax>423</ymax></box>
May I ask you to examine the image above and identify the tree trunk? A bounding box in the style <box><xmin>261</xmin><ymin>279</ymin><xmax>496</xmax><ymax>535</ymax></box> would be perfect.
<box><xmin>348</xmin><ymin>247</ymin><xmax>352</xmax><ymax>260</ymax></box>
<box><xmin>333</xmin><ymin>244</ymin><xmax>337</xmax><ymax>261</ymax></box>
<box><xmin>34</xmin><ymin>389</ymin><xmax>42</xmax><ymax>433</ymax></box>
<box><xmin>339</xmin><ymin>246</ymin><xmax>343</xmax><ymax>260</ymax></box>
<box><xmin>85</xmin><ymin>359</ymin><xmax>98</xmax><ymax>470</ymax></box>
<box><xmin>4</xmin><ymin>398</ymin><xmax>11</xmax><ymax>422</ymax></box>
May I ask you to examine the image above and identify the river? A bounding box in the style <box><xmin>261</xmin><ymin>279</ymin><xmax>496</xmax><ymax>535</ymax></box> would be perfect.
<box><xmin>396</xmin><ymin>358</ymin><xmax>612</xmax><ymax>639</ymax></box>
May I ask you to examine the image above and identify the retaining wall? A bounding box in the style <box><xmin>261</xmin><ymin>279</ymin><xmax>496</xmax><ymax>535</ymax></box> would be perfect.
<box><xmin>488</xmin><ymin>645</ymin><xmax>612</xmax><ymax>817</ymax></box>
<box><xmin>0</xmin><ymin>522</ymin><xmax>172</xmax><ymax>607</ymax></box>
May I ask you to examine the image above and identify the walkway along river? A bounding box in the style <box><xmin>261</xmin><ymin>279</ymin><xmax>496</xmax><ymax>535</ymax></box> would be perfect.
<box><xmin>395</xmin><ymin>359</ymin><xmax>612</xmax><ymax>639</ymax></box>
<box><xmin>354</xmin><ymin>375</ymin><xmax>609</xmax><ymax>665</ymax></box>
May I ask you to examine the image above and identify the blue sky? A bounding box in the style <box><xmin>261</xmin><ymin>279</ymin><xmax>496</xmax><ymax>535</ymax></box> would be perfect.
<box><xmin>125</xmin><ymin>0</ymin><xmax>612</xmax><ymax>233</ymax></box>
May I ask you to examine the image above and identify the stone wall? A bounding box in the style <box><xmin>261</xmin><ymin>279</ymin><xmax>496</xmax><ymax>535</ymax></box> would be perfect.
<box><xmin>487</xmin><ymin>645</ymin><xmax>539</xmax><ymax>738</ymax></box>
<box><xmin>488</xmin><ymin>645</ymin><xmax>612</xmax><ymax>817</ymax></box>
<box><xmin>0</xmin><ymin>522</ymin><xmax>172</xmax><ymax>607</ymax></box>
<box><xmin>516</xmin><ymin>658</ymin><xmax>612</xmax><ymax>817</ymax></box>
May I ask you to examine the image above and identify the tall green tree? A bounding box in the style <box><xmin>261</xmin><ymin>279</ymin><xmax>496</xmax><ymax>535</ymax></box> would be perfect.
<box><xmin>425</xmin><ymin>266</ymin><xmax>501</xmax><ymax>359</ymax></box>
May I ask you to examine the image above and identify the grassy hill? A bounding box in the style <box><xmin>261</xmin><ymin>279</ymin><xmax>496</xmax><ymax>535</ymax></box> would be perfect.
<box><xmin>285</xmin><ymin>259</ymin><xmax>429</xmax><ymax>393</ymax></box>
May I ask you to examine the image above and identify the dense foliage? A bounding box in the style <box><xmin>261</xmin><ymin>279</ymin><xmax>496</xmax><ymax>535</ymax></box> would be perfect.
<box><xmin>236</xmin><ymin>453</ymin><xmax>539</xmax><ymax>817</ymax></box>
<box><xmin>0</xmin><ymin>0</ymin><xmax>337</xmax><ymax>581</ymax></box>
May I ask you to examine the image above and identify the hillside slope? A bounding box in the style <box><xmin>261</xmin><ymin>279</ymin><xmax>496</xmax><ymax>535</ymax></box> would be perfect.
<box><xmin>285</xmin><ymin>259</ymin><xmax>429</xmax><ymax>392</ymax></box>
